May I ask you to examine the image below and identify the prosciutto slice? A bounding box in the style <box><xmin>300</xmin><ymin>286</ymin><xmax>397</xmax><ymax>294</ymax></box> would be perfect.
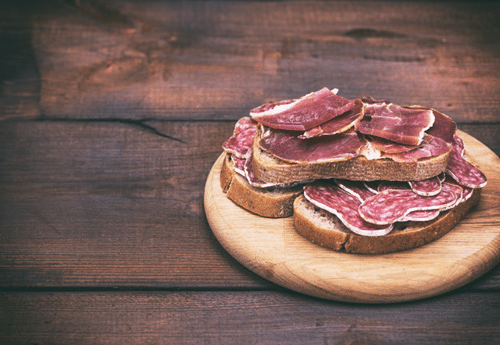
<box><xmin>382</xmin><ymin>134</ymin><xmax>451</xmax><ymax>163</ymax></box>
<box><xmin>250</xmin><ymin>88</ymin><xmax>355</xmax><ymax>131</ymax></box>
<box><xmin>426</xmin><ymin>109</ymin><xmax>457</xmax><ymax>144</ymax></box>
<box><xmin>259</xmin><ymin>128</ymin><xmax>367</xmax><ymax>163</ymax></box>
<box><xmin>367</xmin><ymin>136</ymin><xmax>417</xmax><ymax>154</ymax></box>
<box><xmin>446</xmin><ymin>135</ymin><xmax>487</xmax><ymax>188</ymax></box>
<box><xmin>300</xmin><ymin>99</ymin><xmax>364</xmax><ymax>138</ymax></box>
<box><xmin>356</xmin><ymin>101</ymin><xmax>435</xmax><ymax>146</ymax></box>
<box><xmin>222</xmin><ymin>117</ymin><xmax>258</xmax><ymax>158</ymax></box>
<box><xmin>359</xmin><ymin>182</ymin><xmax>461</xmax><ymax>225</ymax></box>
<box><xmin>304</xmin><ymin>182</ymin><xmax>393</xmax><ymax>237</ymax></box>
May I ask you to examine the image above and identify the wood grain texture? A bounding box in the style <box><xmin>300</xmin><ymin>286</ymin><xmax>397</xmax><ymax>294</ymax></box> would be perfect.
<box><xmin>0</xmin><ymin>0</ymin><xmax>500</xmax><ymax>342</ymax></box>
<box><xmin>1</xmin><ymin>291</ymin><xmax>499</xmax><ymax>345</ymax></box>
<box><xmin>0</xmin><ymin>121</ymin><xmax>270</xmax><ymax>288</ymax></box>
<box><xmin>205</xmin><ymin>131</ymin><xmax>500</xmax><ymax>303</ymax></box>
<box><xmin>19</xmin><ymin>0</ymin><xmax>500</xmax><ymax>121</ymax></box>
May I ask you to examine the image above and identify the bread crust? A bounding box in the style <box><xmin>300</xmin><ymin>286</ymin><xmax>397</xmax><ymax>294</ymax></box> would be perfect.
<box><xmin>252</xmin><ymin>126</ymin><xmax>451</xmax><ymax>184</ymax></box>
<box><xmin>220</xmin><ymin>153</ymin><xmax>303</xmax><ymax>218</ymax></box>
<box><xmin>293</xmin><ymin>189</ymin><xmax>481</xmax><ymax>254</ymax></box>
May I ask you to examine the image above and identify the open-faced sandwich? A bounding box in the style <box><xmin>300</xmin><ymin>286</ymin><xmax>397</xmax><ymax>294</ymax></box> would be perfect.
<box><xmin>220</xmin><ymin>88</ymin><xmax>487</xmax><ymax>254</ymax></box>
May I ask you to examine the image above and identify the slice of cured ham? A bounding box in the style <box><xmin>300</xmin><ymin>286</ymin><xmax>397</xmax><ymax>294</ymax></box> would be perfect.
<box><xmin>366</xmin><ymin>135</ymin><xmax>417</xmax><ymax>154</ymax></box>
<box><xmin>259</xmin><ymin>128</ymin><xmax>367</xmax><ymax>163</ymax></box>
<box><xmin>300</xmin><ymin>99</ymin><xmax>364</xmax><ymax>138</ymax></box>
<box><xmin>359</xmin><ymin>182</ymin><xmax>461</xmax><ymax>225</ymax></box>
<box><xmin>355</xmin><ymin>101</ymin><xmax>435</xmax><ymax>146</ymax></box>
<box><xmin>446</xmin><ymin>135</ymin><xmax>487</xmax><ymax>188</ymax></box>
<box><xmin>304</xmin><ymin>182</ymin><xmax>393</xmax><ymax>237</ymax></box>
<box><xmin>425</xmin><ymin>109</ymin><xmax>457</xmax><ymax>144</ymax></box>
<box><xmin>381</xmin><ymin>134</ymin><xmax>451</xmax><ymax>163</ymax></box>
<box><xmin>222</xmin><ymin>117</ymin><xmax>257</xmax><ymax>158</ymax></box>
<box><xmin>250</xmin><ymin>88</ymin><xmax>355</xmax><ymax>131</ymax></box>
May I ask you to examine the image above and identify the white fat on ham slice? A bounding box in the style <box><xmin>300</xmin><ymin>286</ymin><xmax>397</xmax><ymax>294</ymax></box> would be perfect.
<box><xmin>259</xmin><ymin>128</ymin><xmax>368</xmax><ymax>163</ymax></box>
<box><xmin>250</xmin><ymin>88</ymin><xmax>354</xmax><ymax>131</ymax></box>
<box><xmin>356</xmin><ymin>101</ymin><xmax>435</xmax><ymax>146</ymax></box>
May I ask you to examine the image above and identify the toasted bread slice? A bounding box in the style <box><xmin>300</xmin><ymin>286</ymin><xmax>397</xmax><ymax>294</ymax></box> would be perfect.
<box><xmin>220</xmin><ymin>153</ymin><xmax>303</xmax><ymax>218</ymax></box>
<box><xmin>293</xmin><ymin>188</ymin><xmax>481</xmax><ymax>254</ymax></box>
<box><xmin>252</xmin><ymin>126</ymin><xmax>451</xmax><ymax>184</ymax></box>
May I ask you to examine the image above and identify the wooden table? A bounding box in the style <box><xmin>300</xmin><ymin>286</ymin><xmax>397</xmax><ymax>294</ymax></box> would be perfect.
<box><xmin>1</xmin><ymin>1</ymin><xmax>500</xmax><ymax>343</ymax></box>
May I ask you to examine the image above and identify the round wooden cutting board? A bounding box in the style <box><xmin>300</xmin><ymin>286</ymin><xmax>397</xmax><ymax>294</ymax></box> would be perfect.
<box><xmin>204</xmin><ymin>131</ymin><xmax>500</xmax><ymax>303</ymax></box>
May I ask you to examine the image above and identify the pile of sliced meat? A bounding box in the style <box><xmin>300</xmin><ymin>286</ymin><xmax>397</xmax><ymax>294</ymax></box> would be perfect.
<box><xmin>222</xmin><ymin>87</ymin><xmax>487</xmax><ymax>237</ymax></box>
<box><xmin>251</xmin><ymin>88</ymin><xmax>457</xmax><ymax>163</ymax></box>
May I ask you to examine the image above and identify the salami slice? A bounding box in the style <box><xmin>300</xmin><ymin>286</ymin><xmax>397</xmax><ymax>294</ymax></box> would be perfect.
<box><xmin>335</xmin><ymin>179</ymin><xmax>376</xmax><ymax>202</ymax></box>
<box><xmin>304</xmin><ymin>182</ymin><xmax>393</xmax><ymax>236</ymax></box>
<box><xmin>222</xmin><ymin>117</ymin><xmax>257</xmax><ymax>158</ymax></box>
<box><xmin>359</xmin><ymin>182</ymin><xmax>460</xmax><ymax>225</ymax></box>
<box><xmin>363</xmin><ymin>181</ymin><xmax>380</xmax><ymax>194</ymax></box>
<box><xmin>446</xmin><ymin>135</ymin><xmax>487</xmax><ymax>188</ymax></box>
<box><xmin>231</xmin><ymin>155</ymin><xmax>246</xmax><ymax>176</ymax></box>
<box><xmin>400</xmin><ymin>209</ymin><xmax>441</xmax><ymax>222</ymax></box>
<box><xmin>409</xmin><ymin>176</ymin><xmax>442</xmax><ymax>196</ymax></box>
<box><xmin>233</xmin><ymin>116</ymin><xmax>258</xmax><ymax>134</ymax></box>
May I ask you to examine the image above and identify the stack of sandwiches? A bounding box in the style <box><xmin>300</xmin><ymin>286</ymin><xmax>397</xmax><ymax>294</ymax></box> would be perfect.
<box><xmin>220</xmin><ymin>88</ymin><xmax>487</xmax><ymax>254</ymax></box>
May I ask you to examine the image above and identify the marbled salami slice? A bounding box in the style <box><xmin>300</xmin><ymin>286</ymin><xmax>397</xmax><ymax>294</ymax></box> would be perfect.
<box><xmin>400</xmin><ymin>209</ymin><xmax>441</xmax><ymax>222</ymax></box>
<box><xmin>259</xmin><ymin>128</ymin><xmax>367</xmax><ymax>163</ymax></box>
<box><xmin>409</xmin><ymin>176</ymin><xmax>442</xmax><ymax>196</ymax></box>
<box><xmin>335</xmin><ymin>179</ymin><xmax>376</xmax><ymax>202</ymax></box>
<box><xmin>439</xmin><ymin>182</ymin><xmax>464</xmax><ymax>211</ymax></box>
<box><xmin>446</xmin><ymin>135</ymin><xmax>487</xmax><ymax>188</ymax></box>
<box><xmin>375</xmin><ymin>180</ymin><xmax>448</xmax><ymax>221</ymax></box>
<box><xmin>233</xmin><ymin>116</ymin><xmax>258</xmax><ymax>134</ymax></box>
<box><xmin>231</xmin><ymin>155</ymin><xmax>246</xmax><ymax>176</ymax></box>
<box><xmin>250</xmin><ymin>88</ymin><xmax>355</xmax><ymax>131</ymax></box>
<box><xmin>363</xmin><ymin>181</ymin><xmax>380</xmax><ymax>194</ymax></box>
<box><xmin>359</xmin><ymin>182</ymin><xmax>460</xmax><ymax>225</ymax></box>
<box><xmin>304</xmin><ymin>182</ymin><xmax>393</xmax><ymax>237</ymax></box>
<box><xmin>222</xmin><ymin>117</ymin><xmax>257</xmax><ymax>158</ymax></box>
<box><xmin>356</xmin><ymin>101</ymin><xmax>435</xmax><ymax>146</ymax></box>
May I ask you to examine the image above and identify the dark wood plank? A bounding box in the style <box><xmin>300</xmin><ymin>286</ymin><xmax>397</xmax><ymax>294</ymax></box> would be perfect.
<box><xmin>0</xmin><ymin>1</ymin><xmax>41</xmax><ymax>120</ymax></box>
<box><xmin>0</xmin><ymin>120</ymin><xmax>271</xmax><ymax>288</ymax></box>
<box><xmin>1</xmin><ymin>120</ymin><xmax>499</xmax><ymax>291</ymax></box>
<box><xmin>3</xmin><ymin>0</ymin><xmax>495</xmax><ymax>122</ymax></box>
<box><xmin>1</xmin><ymin>291</ymin><xmax>500</xmax><ymax>344</ymax></box>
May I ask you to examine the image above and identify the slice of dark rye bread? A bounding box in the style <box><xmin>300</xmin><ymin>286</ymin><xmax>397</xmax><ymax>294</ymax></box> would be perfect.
<box><xmin>220</xmin><ymin>153</ymin><xmax>303</xmax><ymax>218</ymax></box>
<box><xmin>251</xmin><ymin>126</ymin><xmax>451</xmax><ymax>185</ymax></box>
<box><xmin>293</xmin><ymin>188</ymin><xmax>481</xmax><ymax>254</ymax></box>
